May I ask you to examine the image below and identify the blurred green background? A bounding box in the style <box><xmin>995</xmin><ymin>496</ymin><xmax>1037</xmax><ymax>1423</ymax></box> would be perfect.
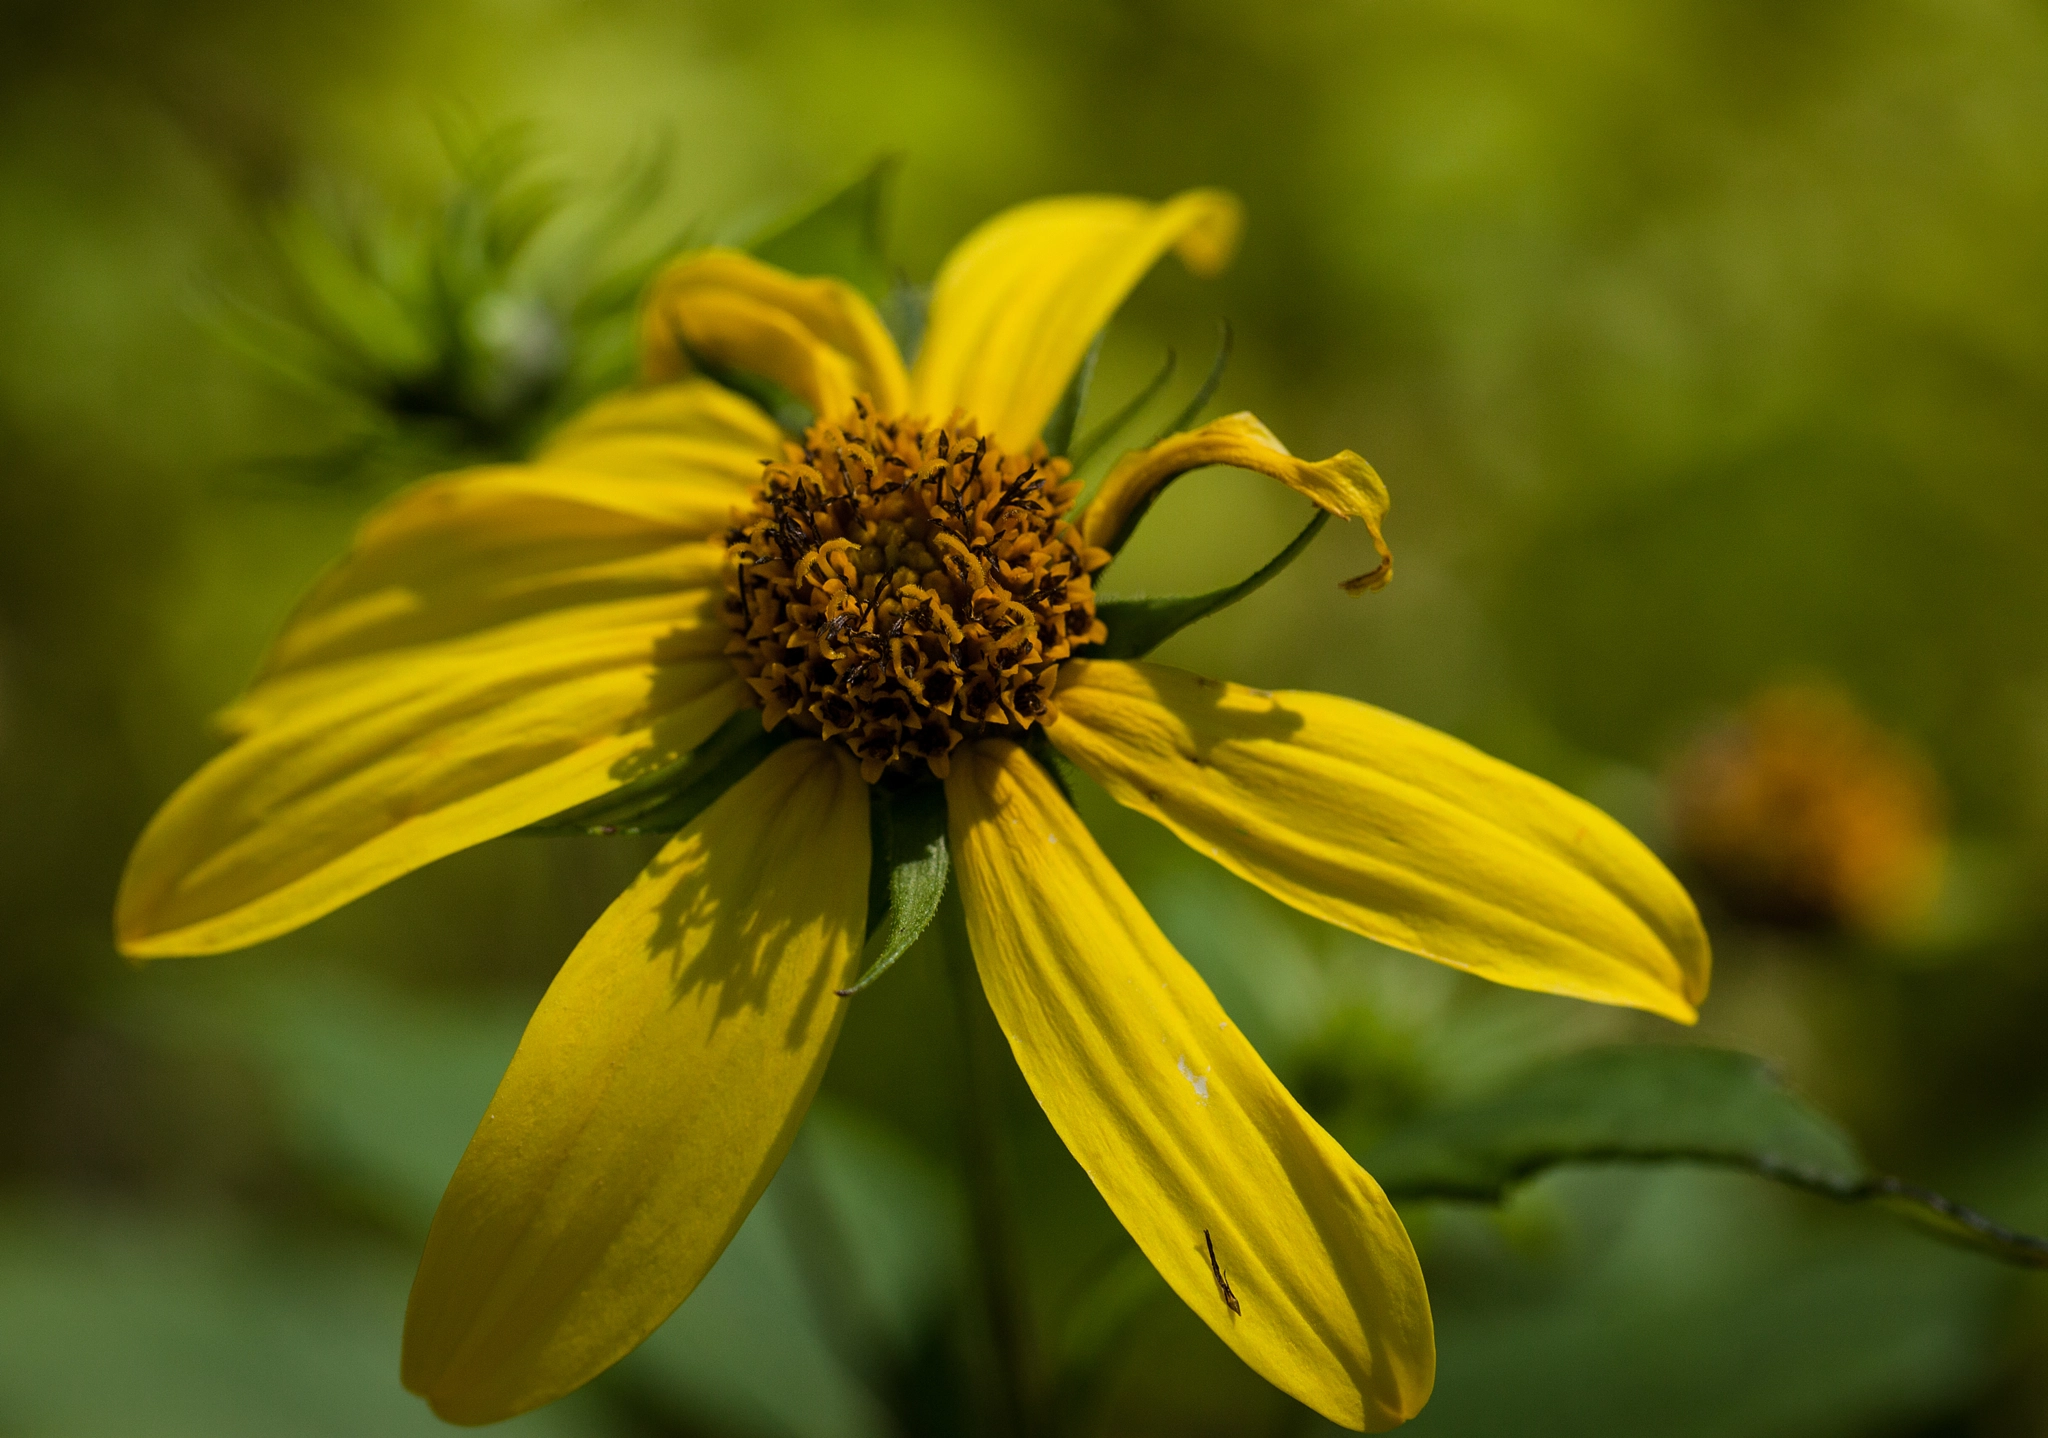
<box><xmin>5</xmin><ymin>0</ymin><xmax>2048</xmax><ymax>1433</ymax></box>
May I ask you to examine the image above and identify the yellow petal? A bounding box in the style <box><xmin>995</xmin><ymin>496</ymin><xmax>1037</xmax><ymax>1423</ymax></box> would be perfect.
<box><xmin>403</xmin><ymin>740</ymin><xmax>868</xmax><ymax>1424</ymax></box>
<box><xmin>639</xmin><ymin>249</ymin><xmax>910</xmax><ymax>421</ymax></box>
<box><xmin>947</xmin><ymin>740</ymin><xmax>1433</xmax><ymax>1432</ymax></box>
<box><xmin>220</xmin><ymin>590</ymin><xmax>726</xmax><ymax>736</ymax></box>
<box><xmin>1048</xmin><ymin>661</ymin><xmax>1710</xmax><ymax>1022</ymax></box>
<box><xmin>911</xmin><ymin>190</ymin><xmax>1243</xmax><ymax>449</ymax></box>
<box><xmin>259</xmin><ymin>439</ymin><xmax>754</xmax><ymax>682</ymax></box>
<box><xmin>263</xmin><ymin>374</ymin><xmax>775</xmax><ymax>679</ymax></box>
<box><xmin>1080</xmin><ymin>412</ymin><xmax>1392</xmax><ymax>592</ymax></box>
<box><xmin>115</xmin><ymin>623</ymin><xmax>744</xmax><ymax>956</ymax></box>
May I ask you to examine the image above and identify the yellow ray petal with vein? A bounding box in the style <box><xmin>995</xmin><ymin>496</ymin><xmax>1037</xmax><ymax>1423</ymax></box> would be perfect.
<box><xmin>639</xmin><ymin>249</ymin><xmax>910</xmax><ymax>420</ymax></box>
<box><xmin>116</xmin><ymin>631</ymin><xmax>745</xmax><ymax>956</ymax></box>
<box><xmin>403</xmin><ymin>740</ymin><xmax>868</xmax><ymax>1425</ymax></box>
<box><xmin>947</xmin><ymin>741</ymin><xmax>1433</xmax><ymax>1432</ymax></box>
<box><xmin>911</xmin><ymin>190</ymin><xmax>1243</xmax><ymax>449</ymax></box>
<box><xmin>1049</xmin><ymin>661</ymin><xmax>1710</xmax><ymax>1021</ymax></box>
<box><xmin>221</xmin><ymin>590</ymin><xmax>726</xmax><ymax>736</ymax></box>
<box><xmin>1080</xmin><ymin>413</ymin><xmax>1392</xmax><ymax>592</ymax></box>
<box><xmin>259</xmin><ymin>466</ymin><xmax>746</xmax><ymax>681</ymax></box>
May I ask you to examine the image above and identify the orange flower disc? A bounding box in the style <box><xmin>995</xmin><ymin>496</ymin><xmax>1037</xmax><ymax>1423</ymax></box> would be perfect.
<box><xmin>722</xmin><ymin>398</ymin><xmax>1109</xmax><ymax>782</ymax></box>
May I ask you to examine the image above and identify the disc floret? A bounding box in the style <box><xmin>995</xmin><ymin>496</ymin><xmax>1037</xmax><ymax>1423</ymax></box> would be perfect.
<box><xmin>722</xmin><ymin>399</ymin><xmax>1110</xmax><ymax>782</ymax></box>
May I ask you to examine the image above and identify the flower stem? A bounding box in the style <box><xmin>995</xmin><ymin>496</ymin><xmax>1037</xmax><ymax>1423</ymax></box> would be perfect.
<box><xmin>939</xmin><ymin>880</ymin><xmax>1041</xmax><ymax>1438</ymax></box>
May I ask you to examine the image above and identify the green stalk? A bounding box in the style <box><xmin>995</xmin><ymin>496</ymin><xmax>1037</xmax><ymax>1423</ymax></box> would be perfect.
<box><xmin>939</xmin><ymin>881</ymin><xmax>1041</xmax><ymax>1437</ymax></box>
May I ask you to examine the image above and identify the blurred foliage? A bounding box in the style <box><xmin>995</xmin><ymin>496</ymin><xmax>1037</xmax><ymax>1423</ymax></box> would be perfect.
<box><xmin>1361</xmin><ymin>1045</ymin><xmax>2048</xmax><ymax>1267</ymax></box>
<box><xmin>5</xmin><ymin>0</ymin><xmax>2048</xmax><ymax>1434</ymax></box>
<box><xmin>209</xmin><ymin>116</ymin><xmax>687</xmax><ymax>484</ymax></box>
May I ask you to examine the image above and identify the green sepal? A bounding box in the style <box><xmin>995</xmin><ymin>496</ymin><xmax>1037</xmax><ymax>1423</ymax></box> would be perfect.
<box><xmin>1147</xmin><ymin>320</ymin><xmax>1232</xmax><ymax>450</ymax></box>
<box><xmin>1088</xmin><ymin>510</ymin><xmax>1328</xmax><ymax>661</ymax></box>
<box><xmin>1040</xmin><ymin>330</ymin><xmax>1104</xmax><ymax>459</ymax></box>
<box><xmin>880</xmin><ymin>281</ymin><xmax>928</xmax><ymax>373</ymax></box>
<box><xmin>838</xmin><ymin>780</ymin><xmax>950</xmax><ymax>997</ymax></box>
<box><xmin>679</xmin><ymin>338</ymin><xmax>813</xmax><ymax>436</ymax></box>
<box><xmin>749</xmin><ymin>157</ymin><xmax>900</xmax><ymax>304</ymax></box>
<box><xmin>1068</xmin><ymin>346</ymin><xmax>1177</xmax><ymax>473</ymax></box>
<box><xmin>1078</xmin><ymin>322</ymin><xmax>1235</xmax><ymax>560</ymax></box>
<box><xmin>518</xmin><ymin>708</ymin><xmax>788</xmax><ymax>837</ymax></box>
<box><xmin>1022</xmin><ymin>726</ymin><xmax>1082</xmax><ymax>808</ymax></box>
<box><xmin>1364</xmin><ymin>1045</ymin><xmax>2048</xmax><ymax>1269</ymax></box>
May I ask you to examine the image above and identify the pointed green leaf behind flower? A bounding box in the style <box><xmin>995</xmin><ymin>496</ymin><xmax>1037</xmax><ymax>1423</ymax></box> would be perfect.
<box><xmin>1364</xmin><ymin>1045</ymin><xmax>2048</xmax><ymax>1268</ymax></box>
<box><xmin>839</xmin><ymin>783</ymin><xmax>949</xmax><ymax>996</ymax></box>
<box><xmin>750</xmin><ymin>158</ymin><xmax>900</xmax><ymax>305</ymax></box>
<box><xmin>747</xmin><ymin>158</ymin><xmax>928</xmax><ymax>364</ymax></box>
<box><xmin>1039</xmin><ymin>330</ymin><xmax>1103</xmax><ymax>459</ymax></box>
<box><xmin>1148</xmin><ymin>320</ymin><xmax>1232</xmax><ymax>452</ymax></box>
<box><xmin>1068</xmin><ymin>346</ymin><xmax>1179</xmax><ymax>475</ymax></box>
<box><xmin>1091</xmin><ymin>511</ymin><xmax>1328</xmax><ymax>661</ymax></box>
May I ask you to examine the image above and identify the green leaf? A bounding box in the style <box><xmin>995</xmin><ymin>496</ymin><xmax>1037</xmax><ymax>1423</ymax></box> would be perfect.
<box><xmin>1418</xmin><ymin>1172</ymin><xmax>1998</xmax><ymax>1438</ymax></box>
<box><xmin>750</xmin><ymin>157</ymin><xmax>900</xmax><ymax>304</ymax></box>
<box><xmin>838</xmin><ymin>783</ymin><xmax>949</xmax><ymax>997</ymax></box>
<box><xmin>1040</xmin><ymin>330</ymin><xmax>1103</xmax><ymax>459</ymax></box>
<box><xmin>519</xmin><ymin>708</ymin><xmax>787</xmax><ymax>837</ymax></box>
<box><xmin>1089</xmin><ymin>510</ymin><xmax>1328</xmax><ymax>660</ymax></box>
<box><xmin>1365</xmin><ymin>1045</ymin><xmax>2048</xmax><ymax>1268</ymax></box>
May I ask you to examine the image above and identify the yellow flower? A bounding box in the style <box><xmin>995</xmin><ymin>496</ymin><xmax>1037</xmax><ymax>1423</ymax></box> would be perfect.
<box><xmin>115</xmin><ymin>190</ymin><xmax>1710</xmax><ymax>1431</ymax></box>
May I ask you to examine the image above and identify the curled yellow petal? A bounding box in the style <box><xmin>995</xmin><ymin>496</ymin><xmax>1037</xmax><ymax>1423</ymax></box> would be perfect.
<box><xmin>639</xmin><ymin>249</ymin><xmax>910</xmax><ymax>420</ymax></box>
<box><xmin>1080</xmin><ymin>412</ymin><xmax>1392</xmax><ymax>592</ymax></box>
<box><xmin>1048</xmin><ymin>661</ymin><xmax>1710</xmax><ymax>1022</ymax></box>
<box><xmin>536</xmin><ymin>376</ymin><xmax>784</xmax><ymax>478</ymax></box>
<box><xmin>403</xmin><ymin>740</ymin><xmax>869</xmax><ymax>1424</ymax></box>
<box><xmin>911</xmin><ymin>189</ymin><xmax>1243</xmax><ymax>449</ymax></box>
<box><xmin>115</xmin><ymin>629</ymin><xmax>744</xmax><ymax>957</ymax></box>
<box><xmin>947</xmin><ymin>740</ymin><xmax>1433</xmax><ymax>1432</ymax></box>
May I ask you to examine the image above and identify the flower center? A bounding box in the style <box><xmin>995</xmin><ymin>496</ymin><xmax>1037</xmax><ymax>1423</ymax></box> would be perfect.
<box><xmin>722</xmin><ymin>399</ymin><xmax>1109</xmax><ymax>783</ymax></box>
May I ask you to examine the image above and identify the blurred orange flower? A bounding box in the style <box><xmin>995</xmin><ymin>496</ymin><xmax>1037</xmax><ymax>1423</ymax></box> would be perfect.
<box><xmin>1667</xmin><ymin>684</ymin><xmax>1946</xmax><ymax>938</ymax></box>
